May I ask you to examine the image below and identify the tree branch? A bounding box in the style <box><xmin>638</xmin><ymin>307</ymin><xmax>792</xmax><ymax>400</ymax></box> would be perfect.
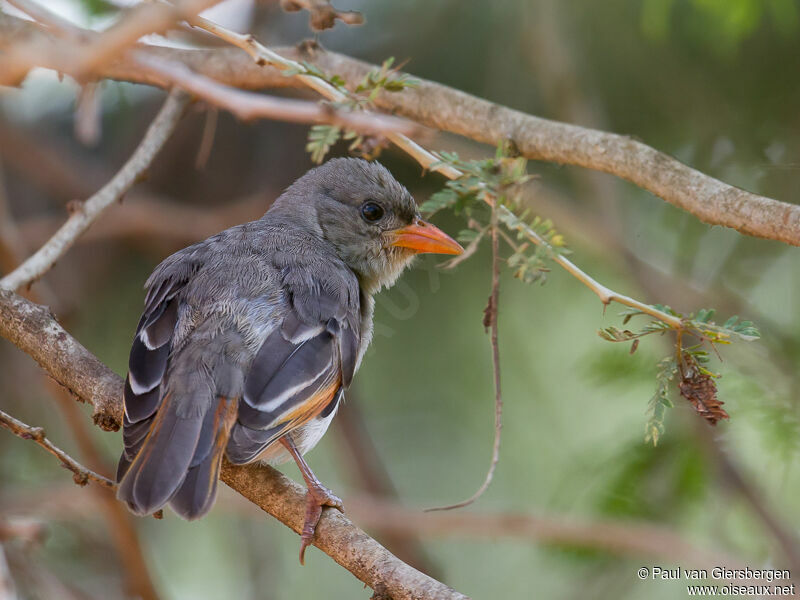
<box><xmin>221</xmin><ymin>462</ymin><xmax>468</xmax><ymax>600</ymax></box>
<box><xmin>0</xmin><ymin>89</ymin><xmax>189</xmax><ymax>292</ymax></box>
<box><xmin>131</xmin><ymin>52</ymin><xmax>419</xmax><ymax>136</ymax></box>
<box><xmin>0</xmin><ymin>288</ymin><xmax>469</xmax><ymax>600</ymax></box>
<box><xmin>0</xmin><ymin>0</ymin><xmax>224</xmax><ymax>85</ymax></box>
<box><xmin>0</xmin><ymin>408</ymin><xmax>115</xmax><ymax>489</ymax></box>
<box><xmin>0</xmin><ymin>290</ymin><xmax>123</xmax><ymax>431</ymax></box>
<box><xmin>1</xmin><ymin>14</ymin><xmax>790</xmax><ymax>246</ymax></box>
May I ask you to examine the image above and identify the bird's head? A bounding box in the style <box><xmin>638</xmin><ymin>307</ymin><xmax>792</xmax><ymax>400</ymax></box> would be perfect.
<box><xmin>274</xmin><ymin>158</ymin><xmax>463</xmax><ymax>294</ymax></box>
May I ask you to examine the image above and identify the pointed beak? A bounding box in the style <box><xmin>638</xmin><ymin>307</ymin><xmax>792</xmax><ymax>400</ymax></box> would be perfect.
<box><xmin>386</xmin><ymin>220</ymin><xmax>464</xmax><ymax>256</ymax></box>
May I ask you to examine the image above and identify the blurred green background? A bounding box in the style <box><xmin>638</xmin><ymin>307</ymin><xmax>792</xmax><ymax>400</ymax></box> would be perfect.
<box><xmin>1</xmin><ymin>0</ymin><xmax>800</xmax><ymax>598</ymax></box>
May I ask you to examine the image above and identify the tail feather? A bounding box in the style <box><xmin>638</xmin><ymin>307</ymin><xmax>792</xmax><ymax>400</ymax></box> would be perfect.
<box><xmin>169</xmin><ymin>397</ymin><xmax>238</xmax><ymax>519</ymax></box>
<box><xmin>116</xmin><ymin>394</ymin><xmax>207</xmax><ymax>516</ymax></box>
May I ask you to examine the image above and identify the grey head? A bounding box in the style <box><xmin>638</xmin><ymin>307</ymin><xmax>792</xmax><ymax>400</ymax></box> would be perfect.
<box><xmin>266</xmin><ymin>158</ymin><xmax>463</xmax><ymax>295</ymax></box>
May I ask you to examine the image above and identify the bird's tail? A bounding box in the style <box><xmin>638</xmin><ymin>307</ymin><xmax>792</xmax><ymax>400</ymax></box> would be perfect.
<box><xmin>169</xmin><ymin>396</ymin><xmax>237</xmax><ymax>518</ymax></box>
<box><xmin>117</xmin><ymin>377</ymin><xmax>238</xmax><ymax>520</ymax></box>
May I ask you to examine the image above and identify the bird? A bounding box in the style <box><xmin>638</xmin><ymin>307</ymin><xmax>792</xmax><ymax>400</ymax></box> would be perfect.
<box><xmin>116</xmin><ymin>157</ymin><xmax>463</xmax><ymax>562</ymax></box>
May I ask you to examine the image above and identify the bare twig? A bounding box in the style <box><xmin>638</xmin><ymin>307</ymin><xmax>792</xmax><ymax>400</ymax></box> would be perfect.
<box><xmin>0</xmin><ymin>89</ymin><xmax>188</xmax><ymax>292</ymax></box>
<box><xmin>0</xmin><ymin>0</ymin><xmax>224</xmax><ymax>85</ymax></box>
<box><xmin>5</xmin><ymin>0</ymin><xmax>86</xmax><ymax>38</ymax></box>
<box><xmin>279</xmin><ymin>0</ymin><xmax>364</xmax><ymax>31</ymax></box>
<box><xmin>0</xmin><ymin>408</ymin><xmax>115</xmax><ymax>489</ymax></box>
<box><xmin>0</xmin><ymin>288</ymin><xmax>468</xmax><ymax>600</ymax></box>
<box><xmin>427</xmin><ymin>202</ymin><xmax>503</xmax><ymax>511</ymax></box>
<box><xmin>131</xmin><ymin>52</ymin><xmax>419</xmax><ymax>136</ymax></box>
<box><xmin>74</xmin><ymin>83</ymin><xmax>102</xmax><ymax>147</ymax></box>
<box><xmin>194</xmin><ymin>106</ymin><xmax>218</xmax><ymax>169</ymax></box>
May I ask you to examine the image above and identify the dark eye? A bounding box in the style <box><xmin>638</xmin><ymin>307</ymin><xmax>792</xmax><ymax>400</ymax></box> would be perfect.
<box><xmin>360</xmin><ymin>201</ymin><xmax>384</xmax><ymax>223</ymax></box>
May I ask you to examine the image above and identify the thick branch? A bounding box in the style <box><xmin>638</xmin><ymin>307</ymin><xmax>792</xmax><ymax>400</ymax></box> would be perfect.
<box><xmin>0</xmin><ymin>288</ymin><xmax>468</xmax><ymax>600</ymax></box>
<box><xmin>0</xmin><ymin>290</ymin><xmax>123</xmax><ymax>430</ymax></box>
<box><xmin>0</xmin><ymin>15</ymin><xmax>790</xmax><ymax>245</ymax></box>
<box><xmin>0</xmin><ymin>89</ymin><xmax>188</xmax><ymax>292</ymax></box>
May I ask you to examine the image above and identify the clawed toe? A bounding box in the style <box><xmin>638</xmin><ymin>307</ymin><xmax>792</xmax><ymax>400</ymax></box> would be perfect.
<box><xmin>298</xmin><ymin>488</ymin><xmax>344</xmax><ymax>565</ymax></box>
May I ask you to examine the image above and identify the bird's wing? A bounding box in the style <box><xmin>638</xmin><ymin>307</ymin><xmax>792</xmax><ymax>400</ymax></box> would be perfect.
<box><xmin>118</xmin><ymin>237</ymin><xmax>257</xmax><ymax>518</ymax></box>
<box><xmin>226</xmin><ymin>274</ymin><xmax>361</xmax><ymax>465</ymax></box>
<box><xmin>117</xmin><ymin>244</ymin><xmax>204</xmax><ymax>485</ymax></box>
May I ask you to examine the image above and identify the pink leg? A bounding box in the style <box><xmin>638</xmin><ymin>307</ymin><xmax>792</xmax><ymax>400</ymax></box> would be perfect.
<box><xmin>280</xmin><ymin>435</ymin><xmax>343</xmax><ymax>564</ymax></box>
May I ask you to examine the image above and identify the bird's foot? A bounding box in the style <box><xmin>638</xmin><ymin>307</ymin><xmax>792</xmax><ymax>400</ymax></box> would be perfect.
<box><xmin>299</xmin><ymin>481</ymin><xmax>343</xmax><ymax>565</ymax></box>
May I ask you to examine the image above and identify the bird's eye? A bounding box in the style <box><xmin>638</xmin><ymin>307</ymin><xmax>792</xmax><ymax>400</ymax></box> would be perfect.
<box><xmin>360</xmin><ymin>201</ymin><xmax>384</xmax><ymax>223</ymax></box>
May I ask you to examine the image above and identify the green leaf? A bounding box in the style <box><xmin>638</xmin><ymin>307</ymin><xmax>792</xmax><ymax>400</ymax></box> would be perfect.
<box><xmin>645</xmin><ymin>355</ymin><xmax>679</xmax><ymax>446</ymax></box>
<box><xmin>419</xmin><ymin>189</ymin><xmax>458</xmax><ymax>215</ymax></box>
<box><xmin>306</xmin><ymin>125</ymin><xmax>341</xmax><ymax>164</ymax></box>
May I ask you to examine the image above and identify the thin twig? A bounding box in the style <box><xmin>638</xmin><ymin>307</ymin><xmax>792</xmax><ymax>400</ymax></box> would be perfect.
<box><xmin>278</xmin><ymin>0</ymin><xmax>364</xmax><ymax>31</ymax></box>
<box><xmin>131</xmin><ymin>52</ymin><xmax>418</xmax><ymax>136</ymax></box>
<box><xmin>427</xmin><ymin>202</ymin><xmax>503</xmax><ymax>511</ymax></box>
<box><xmin>0</xmin><ymin>89</ymin><xmax>188</xmax><ymax>292</ymax></box>
<box><xmin>74</xmin><ymin>83</ymin><xmax>102</xmax><ymax>147</ymax></box>
<box><xmin>194</xmin><ymin>106</ymin><xmax>218</xmax><ymax>169</ymax></box>
<box><xmin>5</xmin><ymin>0</ymin><xmax>86</xmax><ymax>38</ymax></box>
<box><xmin>0</xmin><ymin>408</ymin><xmax>115</xmax><ymax>489</ymax></box>
<box><xmin>188</xmin><ymin>15</ymin><xmax>683</xmax><ymax>330</ymax></box>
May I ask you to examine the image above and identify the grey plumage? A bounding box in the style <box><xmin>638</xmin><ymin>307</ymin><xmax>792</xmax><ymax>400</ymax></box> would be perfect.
<box><xmin>117</xmin><ymin>158</ymin><xmax>460</xmax><ymax>521</ymax></box>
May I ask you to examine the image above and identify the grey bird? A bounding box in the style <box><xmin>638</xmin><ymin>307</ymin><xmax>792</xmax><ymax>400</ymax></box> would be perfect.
<box><xmin>116</xmin><ymin>158</ymin><xmax>463</xmax><ymax>561</ymax></box>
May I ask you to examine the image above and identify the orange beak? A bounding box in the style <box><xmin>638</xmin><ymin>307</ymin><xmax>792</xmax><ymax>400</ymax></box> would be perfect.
<box><xmin>387</xmin><ymin>220</ymin><xmax>464</xmax><ymax>256</ymax></box>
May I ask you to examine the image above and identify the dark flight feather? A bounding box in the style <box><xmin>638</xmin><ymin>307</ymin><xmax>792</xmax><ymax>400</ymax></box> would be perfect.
<box><xmin>117</xmin><ymin>396</ymin><xmax>209</xmax><ymax>515</ymax></box>
<box><xmin>169</xmin><ymin>396</ymin><xmax>237</xmax><ymax>519</ymax></box>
